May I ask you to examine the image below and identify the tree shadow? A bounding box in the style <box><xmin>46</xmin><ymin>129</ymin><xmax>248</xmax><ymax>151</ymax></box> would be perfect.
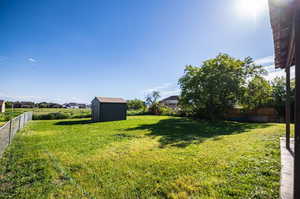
<box><xmin>124</xmin><ymin>118</ymin><xmax>271</xmax><ymax>148</ymax></box>
<box><xmin>55</xmin><ymin>119</ymin><xmax>93</xmax><ymax>125</ymax></box>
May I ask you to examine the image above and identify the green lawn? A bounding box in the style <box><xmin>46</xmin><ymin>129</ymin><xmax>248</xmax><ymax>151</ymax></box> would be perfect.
<box><xmin>14</xmin><ymin>108</ymin><xmax>91</xmax><ymax>120</ymax></box>
<box><xmin>25</xmin><ymin>108</ymin><xmax>90</xmax><ymax>114</ymax></box>
<box><xmin>0</xmin><ymin>110</ymin><xmax>25</xmax><ymax>126</ymax></box>
<box><xmin>0</xmin><ymin>122</ymin><xmax>5</xmax><ymax>127</ymax></box>
<box><xmin>0</xmin><ymin>116</ymin><xmax>285</xmax><ymax>199</ymax></box>
<box><xmin>0</xmin><ymin>108</ymin><xmax>147</xmax><ymax>123</ymax></box>
<box><xmin>12</xmin><ymin>108</ymin><xmax>147</xmax><ymax>119</ymax></box>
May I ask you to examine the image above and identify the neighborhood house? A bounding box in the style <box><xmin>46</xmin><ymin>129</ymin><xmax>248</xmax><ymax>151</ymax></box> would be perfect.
<box><xmin>63</xmin><ymin>103</ymin><xmax>87</xmax><ymax>109</ymax></box>
<box><xmin>0</xmin><ymin>100</ymin><xmax>5</xmax><ymax>113</ymax></box>
<box><xmin>91</xmin><ymin>97</ymin><xmax>127</xmax><ymax>122</ymax></box>
<box><xmin>159</xmin><ymin>96</ymin><xmax>179</xmax><ymax>109</ymax></box>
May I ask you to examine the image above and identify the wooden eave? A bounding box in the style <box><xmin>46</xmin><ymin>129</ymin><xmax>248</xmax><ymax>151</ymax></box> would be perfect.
<box><xmin>269</xmin><ymin>0</ymin><xmax>295</xmax><ymax>68</ymax></box>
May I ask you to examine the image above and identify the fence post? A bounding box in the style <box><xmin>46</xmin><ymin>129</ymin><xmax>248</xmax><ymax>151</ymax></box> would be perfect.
<box><xmin>8</xmin><ymin>119</ymin><xmax>12</xmax><ymax>144</ymax></box>
<box><xmin>19</xmin><ymin>115</ymin><xmax>21</xmax><ymax>130</ymax></box>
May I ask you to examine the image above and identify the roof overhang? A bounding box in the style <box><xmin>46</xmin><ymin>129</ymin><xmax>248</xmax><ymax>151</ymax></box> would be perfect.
<box><xmin>94</xmin><ymin>97</ymin><xmax>127</xmax><ymax>104</ymax></box>
<box><xmin>269</xmin><ymin>0</ymin><xmax>295</xmax><ymax>68</ymax></box>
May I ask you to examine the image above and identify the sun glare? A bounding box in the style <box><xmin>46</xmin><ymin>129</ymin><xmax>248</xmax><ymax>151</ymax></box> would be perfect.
<box><xmin>235</xmin><ymin>0</ymin><xmax>268</xmax><ymax>19</ymax></box>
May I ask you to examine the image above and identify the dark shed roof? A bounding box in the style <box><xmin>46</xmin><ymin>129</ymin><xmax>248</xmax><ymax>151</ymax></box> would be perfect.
<box><xmin>269</xmin><ymin>0</ymin><xmax>295</xmax><ymax>68</ymax></box>
<box><xmin>95</xmin><ymin>97</ymin><xmax>127</xmax><ymax>104</ymax></box>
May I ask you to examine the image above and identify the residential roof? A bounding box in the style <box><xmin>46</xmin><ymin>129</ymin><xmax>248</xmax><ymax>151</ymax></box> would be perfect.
<box><xmin>160</xmin><ymin>96</ymin><xmax>179</xmax><ymax>102</ymax></box>
<box><xmin>95</xmin><ymin>97</ymin><xmax>127</xmax><ymax>104</ymax></box>
<box><xmin>269</xmin><ymin>0</ymin><xmax>295</xmax><ymax>68</ymax></box>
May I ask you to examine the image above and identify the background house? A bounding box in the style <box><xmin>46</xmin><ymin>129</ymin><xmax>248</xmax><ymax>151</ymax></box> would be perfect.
<box><xmin>0</xmin><ymin>100</ymin><xmax>5</xmax><ymax>113</ymax></box>
<box><xmin>159</xmin><ymin>96</ymin><xmax>179</xmax><ymax>109</ymax></box>
<box><xmin>63</xmin><ymin>103</ymin><xmax>87</xmax><ymax>109</ymax></box>
<box><xmin>91</xmin><ymin>97</ymin><xmax>127</xmax><ymax>122</ymax></box>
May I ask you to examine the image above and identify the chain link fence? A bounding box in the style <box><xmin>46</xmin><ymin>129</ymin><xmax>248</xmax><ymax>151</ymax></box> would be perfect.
<box><xmin>0</xmin><ymin>112</ymin><xmax>32</xmax><ymax>157</ymax></box>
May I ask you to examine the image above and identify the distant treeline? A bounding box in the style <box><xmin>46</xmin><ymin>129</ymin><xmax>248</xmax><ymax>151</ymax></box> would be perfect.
<box><xmin>5</xmin><ymin>101</ymin><xmax>88</xmax><ymax>109</ymax></box>
<box><xmin>5</xmin><ymin>100</ymin><xmax>148</xmax><ymax>110</ymax></box>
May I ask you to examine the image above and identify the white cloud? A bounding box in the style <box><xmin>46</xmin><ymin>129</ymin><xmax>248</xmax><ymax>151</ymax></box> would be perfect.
<box><xmin>254</xmin><ymin>55</ymin><xmax>274</xmax><ymax>66</ymax></box>
<box><xmin>262</xmin><ymin>65</ymin><xmax>295</xmax><ymax>81</ymax></box>
<box><xmin>160</xmin><ymin>89</ymin><xmax>181</xmax><ymax>97</ymax></box>
<box><xmin>144</xmin><ymin>83</ymin><xmax>173</xmax><ymax>93</ymax></box>
<box><xmin>28</xmin><ymin>57</ymin><xmax>37</xmax><ymax>63</ymax></box>
<box><xmin>254</xmin><ymin>55</ymin><xmax>290</xmax><ymax>81</ymax></box>
<box><xmin>143</xmin><ymin>82</ymin><xmax>180</xmax><ymax>99</ymax></box>
<box><xmin>263</xmin><ymin>68</ymin><xmax>285</xmax><ymax>81</ymax></box>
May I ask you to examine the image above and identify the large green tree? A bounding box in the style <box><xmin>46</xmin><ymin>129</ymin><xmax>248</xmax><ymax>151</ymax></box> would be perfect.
<box><xmin>127</xmin><ymin>99</ymin><xmax>146</xmax><ymax>110</ymax></box>
<box><xmin>179</xmin><ymin>53</ymin><xmax>264</xmax><ymax>119</ymax></box>
<box><xmin>271</xmin><ymin>77</ymin><xmax>286</xmax><ymax>109</ymax></box>
<box><xmin>241</xmin><ymin>76</ymin><xmax>273</xmax><ymax>110</ymax></box>
<box><xmin>270</xmin><ymin>77</ymin><xmax>295</xmax><ymax>116</ymax></box>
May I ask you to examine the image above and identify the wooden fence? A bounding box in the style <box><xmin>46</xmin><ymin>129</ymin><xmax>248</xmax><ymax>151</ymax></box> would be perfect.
<box><xmin>225</xmin><ymin>107</ymin><xmax>280</xmax><ymax>123</ymax></box>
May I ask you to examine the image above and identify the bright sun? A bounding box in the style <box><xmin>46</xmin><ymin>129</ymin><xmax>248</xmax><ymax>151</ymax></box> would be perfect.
<box><xmin>235</xmin><ymin>0</ymin><xmax>268</xmax><ymax>19</ymax></box>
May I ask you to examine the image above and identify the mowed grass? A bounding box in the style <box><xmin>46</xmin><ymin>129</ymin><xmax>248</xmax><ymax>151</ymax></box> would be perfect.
<box><xmin>12</xmin><ymin>108</ymin><xmax>89</xmax><ymax>114</ymax></box>
<box><xmin>28</xmin><ymin>108</ymin><xmax>90</xmax><ymax>115</ymax></box>
<box><xmin>16</xmin><ymin>108</ymin><xmax>91</xmax><ymax>120</ymax></box>
<box><xmin>0</xmin><ymin>116</ymin><xmax>285</xmax><ymax>199</ymax></box>
<box><xmin>0</xmin><ymin>110</ymin><xmax>25</xmax><ymax>126</ymax></box>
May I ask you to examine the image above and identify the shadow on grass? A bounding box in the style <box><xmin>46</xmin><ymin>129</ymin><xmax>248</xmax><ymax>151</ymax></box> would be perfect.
<box><xmin>55</xmin><ymin>119</ymin><xmax>93</xmax><ymax>125</ymax></box>
<box><xmin>124</xmin><ymin>118</ymin><xmax>271</xmax><ymax>148</ymax></box>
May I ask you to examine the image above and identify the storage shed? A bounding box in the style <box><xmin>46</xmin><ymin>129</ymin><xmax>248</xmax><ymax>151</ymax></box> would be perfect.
<box><xmin>91</xmin><ymin>97</ymin><xmax>127</xmax><ymax>122</ymax></box>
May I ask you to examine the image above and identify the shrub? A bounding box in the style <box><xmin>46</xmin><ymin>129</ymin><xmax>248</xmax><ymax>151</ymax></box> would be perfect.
<box><xmin>0</xmin><ymin>111</ymin><xmax>24</xmax><ymax>123</ymax></box>
<box><xmin>148</xmin><ymin>103</ymin><xmax>177</xmax><ymax>116</ymax></box>
<box><xmin>160</xmin><ymin>106</ymin><xmax>176</xmax><ymax>116</ymax></box>
<box><xmin>127</xmin><ymin>99</ymin><xmax>146</xmax><ymax>110</ymax></box>
<box><xmin>148</xmin><ymin>103</ymin><xmax>162</xmax><ymax>115</ymax></box>
<box><xmin>72</xmin><ymin>113</ymin><xmax>91</xmax><ymax>119</ymax></box>
<box><xmin>32</xmin><ymin>109</ymin><xmax>92</xmax><ymax>120</ymax></box>
<box><xmin>127</xmin><ymin>109</ymin><xmax>148</xmax><ymax>116</ymax></box>
<box><xmin>33</xmin><ymin>112</ymin><xmax>70</xmax><ymax>120</ymax></box>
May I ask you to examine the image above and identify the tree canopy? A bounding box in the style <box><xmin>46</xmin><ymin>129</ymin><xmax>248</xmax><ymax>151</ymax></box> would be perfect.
<box><xmin>241</xmin><ymin>76</ymin><xmax>273</xmax><ymax>110</ymax></box>
<box><xmin>127</xmin><ymin>99</ymin><xmax>146</xmax><ymax>110</ymax></box>
<box><xmin>179</xmin><ymin>53</ymin><xmax>265</xmax><ymax>119</ymax></box>
<box><xmin>145</xmin><ymin>91</ymin><xmax>161</xmax><ymax>107</ymax></box>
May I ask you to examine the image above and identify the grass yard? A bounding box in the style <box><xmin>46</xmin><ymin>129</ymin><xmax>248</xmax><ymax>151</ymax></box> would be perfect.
<box><xmin>6</xmin><ymin>108</ymin><xmax>147</xmax><ymax>120</ymax></box>
<box><xmin>26</xmin><ymin>108</ymin><xmax>90</xmax><ymax>115</ymax></box>
<box><xmin>0</xmin><ymin>122</ymin><xmax>5</xmax><ymax>127</ymax></box>
<box><xmin>19</xmin><ymin>108</ymin><xmax>91</xmax><ymax>120</ymax></box>
<box><xmin>0</xmin><ymin>116</ymin><xmax>285</xmax><ymax>199</ymax></box>
<box><xmin>0</xmin><ymin>110</ymin><xmax>25</xmax><ymax>127</ymax></box>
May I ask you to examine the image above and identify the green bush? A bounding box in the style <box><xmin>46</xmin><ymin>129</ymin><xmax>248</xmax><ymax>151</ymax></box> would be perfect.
<box><xmin>148</xmin><ymin>103</ymin><xmax>162</xmax><ymax>115</ymax></box>
<box><xmin>72</xmin><ymin>113</ymin><xmax>91</xmax><ymax>119</ymax></box>
<box><xmin>160</xmin><ymin>106</ymin><xmax>176</xmax><ymax>116</ymax></box>
<box><xmin>32</xmin><ymin>111</ymin><xmax>91</xmax><ymax>120</ymax></box>
<box><xmin>33</xmin><ymin>112</ymin><xmax>70</xmax><ymax>120</ymax></box>
<box><xmin>127</xmin><ymin>109</ymin><xmax>148</xmax><ymax>116</ymax></box>
<box><xmin>148</xmin><ymin>103</ymin><xmax>177</xmax><ymax>116</ymax></box>
<box><xmin>0</xmin><ymin>111</ymin><xmax>24</xmax><ymax>123</ymax></box>
<box><xmin>127</xmin><ymin>99</ymin><xmax>146</xmax><ymax>110</ymax></box>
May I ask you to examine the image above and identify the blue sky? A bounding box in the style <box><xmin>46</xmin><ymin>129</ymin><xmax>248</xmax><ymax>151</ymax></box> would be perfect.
<box><xmin>0</xmin><ymin>0</ymin><xmax>285</xmax><ymax>103</ymax></box>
